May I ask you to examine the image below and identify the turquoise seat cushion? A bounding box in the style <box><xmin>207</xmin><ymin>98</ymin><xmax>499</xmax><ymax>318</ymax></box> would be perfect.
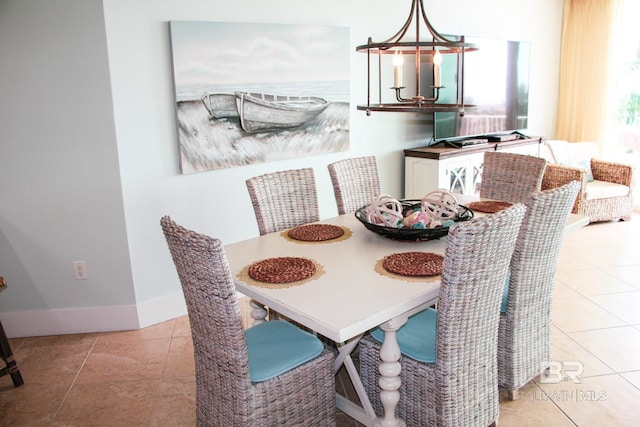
<box><xmin>245</xmin><ymin>319</ymin><xmax>324</xmax><ymax>383</ymax></box>
<box><xmin>371</xmin><ymin>308</ymin><xmax>437</xmax><ymax>363</ymax></box>
<box><xmin>501</xmin><ymin>276</ymin><xmax>510</xmax><ymax>313</ymax></box>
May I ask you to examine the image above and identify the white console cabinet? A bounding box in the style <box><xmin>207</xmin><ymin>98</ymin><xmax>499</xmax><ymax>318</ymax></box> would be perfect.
<box><xmin>404</xmin><ymin>137</ymin><xmax>542</xmax><ymax>199</ymax></box>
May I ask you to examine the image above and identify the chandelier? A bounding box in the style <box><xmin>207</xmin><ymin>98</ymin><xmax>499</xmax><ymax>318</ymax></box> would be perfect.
<box><xmin>356</xmin><ymin>0</ymin><xmax>478</xmax><ymax>115</ymax></box>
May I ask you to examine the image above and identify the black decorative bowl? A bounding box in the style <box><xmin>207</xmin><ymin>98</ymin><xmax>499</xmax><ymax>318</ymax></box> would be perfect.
<box><xmin>355</xmin><ymin>199</ymin><xmax>474</xmax><ymax>241</ymax></box>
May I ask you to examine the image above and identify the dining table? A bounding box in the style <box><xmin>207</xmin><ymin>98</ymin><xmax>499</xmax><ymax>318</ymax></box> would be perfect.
<box><xmin>224</xmin><ymin>194</ymin><xmax>589</xmax><ymax>427</ymax></box>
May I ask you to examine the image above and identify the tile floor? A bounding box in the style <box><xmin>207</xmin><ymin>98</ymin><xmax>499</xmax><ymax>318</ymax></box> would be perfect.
<box><xmin>1</xmin><ymin>212</ymin><xmax>639</xmax><ymax>426</ymax></box>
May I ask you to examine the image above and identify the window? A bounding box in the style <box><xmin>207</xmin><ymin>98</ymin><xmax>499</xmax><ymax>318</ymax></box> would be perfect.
<box><xmin>613</xmin><ymin>0</ymin><xmax>640</xmax><ymax>205</ymax></box>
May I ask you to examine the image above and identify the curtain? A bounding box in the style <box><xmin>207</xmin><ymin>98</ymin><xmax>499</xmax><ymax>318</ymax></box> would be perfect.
<box><xmin>556</xmin><ymin>0</ymin><xmax>624</xmax><ymax>155</ymax></box>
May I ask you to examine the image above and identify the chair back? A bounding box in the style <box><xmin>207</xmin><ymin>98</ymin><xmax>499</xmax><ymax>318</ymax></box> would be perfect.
<box><xmin>498</xmin><ymin>180</ymin><xmax>580</xmax><ymax>389</ymax></box>
<box><xmin>160</xmin><ymin>216</ymin><xmax>252</xmax><ymax>423</ymax></box>
<box><xmin>328</xmin><ymin>156</ymin><xmax>381</xmax><ymax>214</ymax></box>
<box><xmin>246</xmin><ymin>168</ymin><xmax>319</xmax><ymax>235</ymax></box>
<box><xmin>480</xmin><ymin>151</ymin><xmax>547</xmax><ymax>204</ymax></box>
<box><xmin>436</xmin><ymin>203</ymin><xmax>526</xmax><ymax>426</ymax></box>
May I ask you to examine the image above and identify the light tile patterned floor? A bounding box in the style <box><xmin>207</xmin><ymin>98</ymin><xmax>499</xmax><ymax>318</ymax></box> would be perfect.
<box><xmin>1</xmin><ymin>212</ymin><xmax>639</xmax><ymax>426</ymax></box>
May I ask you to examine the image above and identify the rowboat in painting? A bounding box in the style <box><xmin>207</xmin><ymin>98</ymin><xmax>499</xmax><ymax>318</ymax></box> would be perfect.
<box><xmin>201</xmin><ymin>91</ymin><xmax>329</xmax><ymax>133</ymax></box>
<box><xmin>201</xmin><ymin>92</ymin><xmax>238</xmax><ymax>118</ymax></box>
<box><xmin>235</xmin><ymin>92</ymin><xmax>329</xmax><ymax>133</ymax></box>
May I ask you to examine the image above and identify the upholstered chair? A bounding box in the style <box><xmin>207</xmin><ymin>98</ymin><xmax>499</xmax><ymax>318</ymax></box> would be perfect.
<box><xmin>541</xmin><ymin>140</ymin><xmax>633</xmax><ymax>222</ymax></box>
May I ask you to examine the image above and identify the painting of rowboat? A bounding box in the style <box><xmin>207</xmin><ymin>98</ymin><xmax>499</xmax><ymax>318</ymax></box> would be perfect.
<box><xmin>169</xmin><ymin>21</ymin><xmax>350</xmax><ymax>173</ymax></box>
<box><xmin>202</xmin><ymin>92</ymin><xmax>330</xmax><ymax>133</ymax></box>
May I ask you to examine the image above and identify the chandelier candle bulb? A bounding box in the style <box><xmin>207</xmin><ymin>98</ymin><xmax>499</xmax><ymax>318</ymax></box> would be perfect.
<box><xmin>393</xmin><ymin>51</ymin><xmax>403</xmax><ymax>87</ymax></box>
<box><xmin>433</xmin><ymin>50</ymin><xmax>442</xmax><ymax>87</ymax></box>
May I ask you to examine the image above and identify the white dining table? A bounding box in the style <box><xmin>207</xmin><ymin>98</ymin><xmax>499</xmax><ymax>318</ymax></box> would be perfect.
<box><xmin>224</xmin><ymin>195</ymin><xmax>589</xmax><ymax>427</ymax></box>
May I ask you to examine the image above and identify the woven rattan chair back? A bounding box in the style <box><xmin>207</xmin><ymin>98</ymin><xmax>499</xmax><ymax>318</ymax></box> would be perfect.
<box><xmin>328</xmin><ymin>156</ymin><xmax>381</xmax><ymax>214</ymax></box>
<box><xmin>246</xmin><ymin>168</ymin><xmax>319</xmax><ymax>235</ymax></box>
<box><xmin>161</xmin><ymin>216</ymin><xmax>252</xmax><ymax>424</ymax></box>
<box><xmin>160</xmin><ymin>216</ymin><xmax>335</xmax><ymax>426</ymax></box>
<box><xmin>432</xmin><ymin>203</ymin><xmax>525</xmax><ymax>426</ymax></box>
<box><xmin>360</xmin><ymin>203</ymin><xmax>526</xmax><ymax>427</ymax></box>
<box><xmin>498</xmin><ymin>180</ymin><xmax>580</xmax><ymax>399</ymax></box>
<box><xmin>480</xmin><ymin>151</ymin><xmax>547</xmax><ymax>204</ymax></box>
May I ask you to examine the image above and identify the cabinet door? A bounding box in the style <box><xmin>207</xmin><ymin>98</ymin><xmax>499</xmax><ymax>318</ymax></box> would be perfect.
<box><xmin>405</xmin><ymin>153</ymin><xmax>484</xmax><ymax>197</ymax></box>
<box><xmin>445</xmin><ymin>161</ymin><xmax>468</xmax><ymax>194</ymax></box>
<box><xmin>471</xmin><ymin>160</ymin><xmax>483</xmax><ymax>195</ymax></box>
<box><xmin>443</xmin><ymin>153</ymin><xmax>484</xmax><ymax>196</ymax></box>
<box><xmin>404</xmin><ymin>157</ymin><xmax>443</xmax><ymax>199</ymax></box>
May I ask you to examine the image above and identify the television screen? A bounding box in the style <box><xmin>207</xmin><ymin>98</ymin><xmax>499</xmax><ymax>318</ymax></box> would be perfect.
<box><xmin>434</xmin><ymin>36</ymin><xmax>531</xmax><ymax>141</ymax></box>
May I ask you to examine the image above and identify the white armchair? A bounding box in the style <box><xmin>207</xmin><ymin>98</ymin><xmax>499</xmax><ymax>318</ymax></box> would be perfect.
<box><xmin>541</xmin><ymin>140</ymin><xmax>633</xmax><ymax>222</ymax></box>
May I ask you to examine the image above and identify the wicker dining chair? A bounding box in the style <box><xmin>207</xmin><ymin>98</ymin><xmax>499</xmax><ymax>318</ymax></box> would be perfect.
<box><xmin>480</xmin><ymin>151</ymin><xmax>547</xmax><ymax>204</ymax></box>
<box><xmin>160</xmin><ymin>216</ymin><xmax>335</xmax><ymax>426</ymax></box>
<box><xmin>360</xmin><ymin>204</ymin><xmax>526</xmax><ymax>427</ymax></box>
<box><xmin>328</xmin><ymin>156</ymin><xmax>381</xmax><ymax>214</ymax></box>
<box><xmin>542</xmin><ymin>159</ymin><xmax>633</xmax><ymax>223</ymax></box>
<box><xmin>246</xmin><ymin>168</ymin><xmax>319</xmax><ymax>235</ymax></box>
<box><xmin>498</xmin><ymin>180</ymin><xmax>580</xmax><ymax>400</ymax></box>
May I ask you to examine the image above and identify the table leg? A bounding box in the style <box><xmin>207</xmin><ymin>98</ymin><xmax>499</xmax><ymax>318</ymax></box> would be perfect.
<box><xmin>335</xmin><ymin>335</ymin><xmax>377</xmax><ymax>425</ymax></box>
<box><xmin>249</xmin><ymin>299</ymin><xmax>268</xmax><ymax>326</ymax></box>
<box><xmin>375</xmin><ymin>315</ymin><xmax>408</xmax><ymax>427</ymax></box>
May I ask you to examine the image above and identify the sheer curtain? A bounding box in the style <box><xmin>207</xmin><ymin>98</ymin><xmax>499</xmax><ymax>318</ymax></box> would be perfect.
<box><xmin>555</xmin><ymin>0</ymin><xmax>624</xmax><ymax>156</ymax></box>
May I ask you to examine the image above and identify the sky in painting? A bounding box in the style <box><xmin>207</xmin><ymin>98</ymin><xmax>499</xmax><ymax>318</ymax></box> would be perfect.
<box><xmin>169</xmin><ymin>21</ymin><xmax>350</xmax><ymax>86</ymax></box>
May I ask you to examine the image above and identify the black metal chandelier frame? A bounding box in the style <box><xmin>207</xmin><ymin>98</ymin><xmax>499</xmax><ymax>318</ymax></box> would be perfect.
<box><xmin>356</xmin><ymin>0</ymin><xmax>478</xmax><ymax>115</ymax></box>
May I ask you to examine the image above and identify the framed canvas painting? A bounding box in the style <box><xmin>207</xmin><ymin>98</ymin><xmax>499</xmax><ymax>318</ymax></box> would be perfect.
<box><xmin>169</xmin><ymin>21</ymin><xmax>350</xmax><ymax>173</ymax></box>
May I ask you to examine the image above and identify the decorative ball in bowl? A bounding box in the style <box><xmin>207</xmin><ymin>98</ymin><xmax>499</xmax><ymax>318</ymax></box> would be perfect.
<box><xmin>354</xmin><ymin>191</ymin><xmax>474</xmax><ymax>241</ymax></box>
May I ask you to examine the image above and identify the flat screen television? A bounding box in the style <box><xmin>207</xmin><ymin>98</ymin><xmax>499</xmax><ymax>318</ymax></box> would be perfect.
<box><xmin>434</xmin><ymin>36</ymin><xmax>531</xmax><ymax>141</ymax></box>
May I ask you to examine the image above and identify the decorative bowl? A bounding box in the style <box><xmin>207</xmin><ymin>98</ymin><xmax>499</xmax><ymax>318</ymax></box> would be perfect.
<box><xmin>355</xmin><ymin>199</ymin><xmax>473</xmax><ymax>241</ymax></box>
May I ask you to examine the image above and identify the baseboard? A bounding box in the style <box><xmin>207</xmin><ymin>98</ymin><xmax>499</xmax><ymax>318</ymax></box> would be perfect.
<box><xmin>0</xmin><ymin>291</ymin><xmax>188</xmax><ymax>338</ymax></box>
<box><xmin>0</xmin><ymin>304</ymin><xmax>140</xmax><ymax>338</ymax></box>
<box><xmin>135</xmin><ymin>291</ymin><xmax>188</xmax><ymax>329</ymax></box>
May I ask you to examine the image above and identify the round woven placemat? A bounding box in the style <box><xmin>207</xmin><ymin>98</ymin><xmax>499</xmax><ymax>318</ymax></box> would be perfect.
<box><xmin>238</xmin><ymin>258</ymin><xmax>325</xmax><ymax>289</ymax></box>
<box><xmin>467</xmin><ymin>200</ymin><xmax>513</xmax><ymax>213</ymax></box>
<box><xmin>281</xmin><ymin>225</ymin><xmax>352</xmax><ymax>244</ymax></box>
<box><xmin>382</xmin><ymin>252</ymin><xmax>444</xmax><ymax>277</ymax></box>
<box><xmin>288</xmin><ymin>224</ymin><xmax>345</xmax><ymax>241</ymax></box>
<box><xmin>248</xmin><ymin>257</ymin><xmax>315</xmax><ymax>283</ymax></box>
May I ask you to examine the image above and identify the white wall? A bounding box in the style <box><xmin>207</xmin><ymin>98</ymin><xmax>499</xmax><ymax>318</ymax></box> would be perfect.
<box><xmin>0</xmin><ymin>0</ymin><xmax>139</xmax><ymax>335</ymax></box>
<box><xmin>0</xmin><ymin>0</ymin><xmax>564</xmax><ymax>337</ymax></box>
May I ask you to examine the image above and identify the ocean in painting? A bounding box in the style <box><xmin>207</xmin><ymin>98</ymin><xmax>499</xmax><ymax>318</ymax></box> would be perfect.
<box><xmin>173</xmin><ymin>81</ymin><xmax>350</xmax><ymax>173</ymax></box>
<box><xmin>176</xmin><ymin>80</ymin><xmax>349</xmax><ymax>103</ymax></box>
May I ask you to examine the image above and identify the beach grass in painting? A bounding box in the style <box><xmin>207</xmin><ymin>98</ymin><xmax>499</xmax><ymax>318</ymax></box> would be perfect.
<box><xmin>176</xmin><ymin>99</ymin><xmax>349</xmax><ymax>173</ymax></box>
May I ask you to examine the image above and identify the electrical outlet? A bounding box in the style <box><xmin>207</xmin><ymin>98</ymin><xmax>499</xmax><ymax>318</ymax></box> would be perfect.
<box><xmin>73</xmin><ymin>261</ymin><xmax>88</xmax><ymax>280</ymax></box>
